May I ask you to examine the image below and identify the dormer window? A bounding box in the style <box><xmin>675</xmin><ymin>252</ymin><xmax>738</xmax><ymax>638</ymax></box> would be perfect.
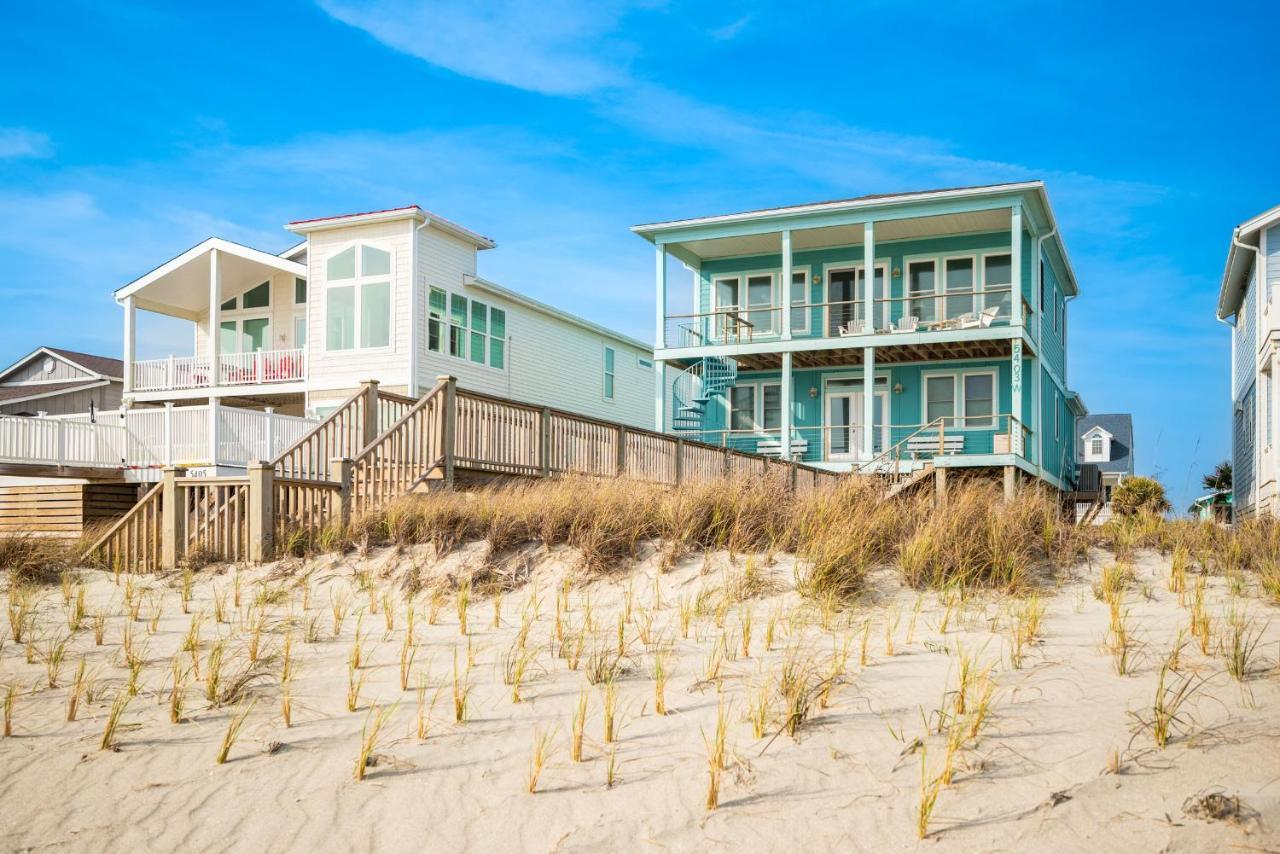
<box><xmin>325</xmin><ymin>244</ymin><xmax>392</xmax><ymax>351</ymax></box>
<box><xmin>1082</xmin><ymin>427</ymin><xmax>1112</xmax><ymax>463</ymax></box>
<box><xmin>1090</xmin><ymin>436</ymin><xmax>1103</xmax><ymax>458</ymax></box>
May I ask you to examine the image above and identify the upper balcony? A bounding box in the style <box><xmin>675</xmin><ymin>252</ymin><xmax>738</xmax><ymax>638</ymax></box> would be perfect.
<box><xmin>636</xmin><ymin>181</ymin><xmax>1078</xmax><ymax>365</ymax></box>
<box><xmin>116</xmin><ymin>237</ymin><xmax>309</xmax><ymax>401</ymax></box>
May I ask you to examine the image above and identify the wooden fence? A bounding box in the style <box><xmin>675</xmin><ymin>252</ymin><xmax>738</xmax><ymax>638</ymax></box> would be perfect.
<box><xmin>85</xmin><ymin>375</ymin><xmax>843</xmax><ymax>570</ymax></box>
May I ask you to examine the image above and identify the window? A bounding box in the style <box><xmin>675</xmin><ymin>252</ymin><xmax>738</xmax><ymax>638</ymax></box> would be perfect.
<box><xmin>713</xmin><ymin>274</ymin><xmax>776</xmax><ymax>337</ymax></box>
<box><xmin>489</xmin><ymin>308</ymin><xmax>506</xmax><ymax>369</ymax></box>
<box><xmin>449</xmin><ymin>294</ymin><xmax>467</xmax><ymax>358</ymax></box>
<box><xmin>470</xmin><ymin>301</ymin><xmax>488</xmax><ymax>365</ymax></box>
<box><xmin>925</xmin><ymin>375</ymin><xmax>955</xmax><ymax>424</ymax></box>
<box><xmin>762</xmin><ymin>383</ymin><xmax>782</xmax><ymax>431</ymax></box>
<box><xmin>983</xmin><ymin>254</ymin><xmax>1012</xmax><ymax>318</ymax></box>
<box><xmin>603</xmin><ymin>346</ymin><xmax>616</xmax><ymax>400</ymax></box>
<box><xmin>220</xmin><ymin>317</ymin><xmax>270</xmax><ymax>353</ymax></box>
<box><xmin>944</xmin><ymin>257</ymin><xmax>975</xmax><ymax>319</ymax></box>
<box><xmin>242</xmin><ymin>281</ymin><xmax>270</xmax><ymax>309</ymax></box>
<box><xmin>428</xmin><ymin>288</ymin><xmax>446</xmax><ymax>353</ymax></box>
<box><xmin>790</xmin><ymin>270</ymin><xmax>809</xmax><ymax>334</ymax></box>
<box><xmin>637</xmin><ymin>356</ymin><xmax>653</xmax><ymax>369</ymax></box>
<box><xmin>325</xmin><ymin>243</ymin><xmax>391</xmax><ymax>351</ymax></box>
<box><xmin>293</xmin><ymin>315</ymin><xmax>306</xmax><ymax>348</ymax></box>
<box><xmin>729</xmin><ymin>386</ymin><xmax>755</xmax><ymax>431</ymax></box>
<box><xmin>747</xmin><ymin>274</ymin><xmax>774</xmax><ymax>335</ymax></box>
<box><xmin>962</xmin><ymin>373</ymin><xmax>994</xmax><ymax>428</ymax></box>
<box><xmin>220</xmin><ymin>296</ymin><xmax>237</xmax><ymax>311</ymax></box>
<box><xmin>295</xmin><ymin>278</ymin><xmax>307</xmax><ymax>305</ymax></box>
<box><xmin>907</xmin><ymin>260</ymin><xmax>937</xmax><ymax>322</ymax></box>
<box><xmin>1089</xmin><ymin>436</ymin><xmax>1104</xmax><ymax>458</ymax></box>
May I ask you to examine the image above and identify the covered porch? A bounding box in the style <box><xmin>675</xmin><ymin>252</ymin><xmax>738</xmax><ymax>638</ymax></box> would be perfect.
<box><xmin>118</xmin><ymin>238</ymin><xmax>308</xmax><ymax>403</ymax></box>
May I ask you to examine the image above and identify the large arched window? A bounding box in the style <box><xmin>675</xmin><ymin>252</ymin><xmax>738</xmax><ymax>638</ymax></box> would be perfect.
<box><xmin>325</xmin><ymin>243</ymin><xmax>391</xmax><ymax>351</ymax></box>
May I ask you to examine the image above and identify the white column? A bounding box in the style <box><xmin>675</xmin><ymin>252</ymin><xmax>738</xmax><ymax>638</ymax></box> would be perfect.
<box><xmin>655</xmin><ymin>244</ymin><xmax>668</xmax><ymax>349</ymax></box>
<box><xmin>163</xmin><ymin>402</ymin><xmax>174</xmax><ymax>465</ymax></box>
<box><xmin>654</xmin><ymin>359</ymin><xmax>666</xmax><ymax>432</ymax></box>
<box><xmin>862</xmin><ymin>346</ymin><xmax>875</xmax><ymax>459</ymax></box>
<box><xmin>208</xmin><ymin>397</ymin><xmax>219</xmax><ymax>468</ymax></box>
<box><xmin>122</xmin><ymin>295</ymin><xmax>136</xmax><ymax>394</ymax></box>
<box><xmin>208</xmin><ymin>247</ymin><xmax>221</xmax><ymax>388</ymax></box>
<box><xmin>1010</xmin><ymin>204</ymin><xmax>1023</xmax><ymax>328</ymax></box>
<box><xmin>862</xmin><ymin>221</ymin><xmax>875</xmax><ymax>332</ymax></box>
<box><xmin>780</xmin><ymin>229</ymin><xmax>793</xmax><ymax>341</ymax></box>
<box><xmin>1030</xmin><ymin>353</ymin><xmax>1041</xmax><ymax>471</ymax></box>
<box><xmin>265</xmin><ymin>406</ymin><xmax>276</xmax><ymax>461</ymax></box>
<box><xmin>781</xmin><ymin>351</ymin><xmax>793</xmax><ymax>459</ymax></box>
<box><xmin>1011</xmin><ymin>338</ymin><xmax>1024</xmax><ymax>458</ymax></box>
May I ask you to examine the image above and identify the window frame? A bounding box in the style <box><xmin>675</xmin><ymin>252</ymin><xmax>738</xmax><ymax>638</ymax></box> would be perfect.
<box><xmin>710</xmin><ymin>269</ymin><xmax>779</xmax><ymax>339</ymax></box>
<box><xmin>823</xmin><ymin>262</ymin><xmax>890</xmax><ymax>333</ymax></box>
<box><xmin>322</xmin><ymin>241</ymin><xmax>394</xmax><ymax>353</ymax></box>
<box><xmin>603</xmin><ymin>344</ymin><xmax>616</xmax><ymax>402</ymax></box>
<box><xmin>789</xmin><ymin>267</ymin><xmax>811</xmax><ymax>335</ymax></box>
<box><xmin>920</xmin><ymin>368</ymin><xmax>1000</xmax><ymax>431</ymax></box>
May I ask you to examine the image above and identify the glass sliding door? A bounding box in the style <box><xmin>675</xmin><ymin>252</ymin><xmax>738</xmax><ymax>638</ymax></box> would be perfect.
<box><xmin>827</xmin><ymin>270</ymin><xmax>857</xmax><ymax>335</ymax></box>
<box><xmin>907</xmin><ymin>260</ymin><xmax>937</xmax><ymax>323</ymax></box>
<box><xmin>746</xmin><ymin>274</ymin><xmax>775</xmax><ymax>336</ymax></box>
<box><xmin>944</xmin><ymin>257</ymin><xmax>975</xmax><ymax>320</ymax></box>
<box><xmin>856</xmin><ymin>266</ymin><xmax>888</xmax><ymax>330</ymax></box>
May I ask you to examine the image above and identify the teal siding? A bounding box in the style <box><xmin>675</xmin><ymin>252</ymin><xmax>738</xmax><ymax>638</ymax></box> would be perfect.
<box><xmin>1039</xmin><ymin>365</ymin><xmax>1075</xmax><ymax>484</ymax></box>
<box><xmin>1038</xmin><ymin>249</ymin><xmax>1066</xmax><ymax>381</ymax></box>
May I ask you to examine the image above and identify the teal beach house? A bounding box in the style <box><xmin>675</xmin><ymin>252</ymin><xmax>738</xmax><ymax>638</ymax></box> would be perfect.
<box><xmin>634</xmin><ymin>181</ymin><xmax>1086</xmax><ymax>492</ymax></box>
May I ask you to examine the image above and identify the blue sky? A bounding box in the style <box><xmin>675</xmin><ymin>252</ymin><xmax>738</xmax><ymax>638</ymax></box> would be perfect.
<box><xmin>1</xmin><ymin>0</ymin><xmax>1276</xmax><ymax>511</ymax></box>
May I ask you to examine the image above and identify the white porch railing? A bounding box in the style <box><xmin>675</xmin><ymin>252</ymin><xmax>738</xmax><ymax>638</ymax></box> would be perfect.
<box><xmin>131</xmin><ymin>349</ymin><xmax>306</xmax><ymax>392</ymax></box>
<box><xmin>1</xmin><ymin>405</ymin><xmax>318</xmax><ymax>474</ymax></box>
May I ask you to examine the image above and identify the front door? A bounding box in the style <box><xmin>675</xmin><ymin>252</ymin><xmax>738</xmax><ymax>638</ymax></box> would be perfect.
<box><xmin>826</xmin><ymin>389</ymin><xmax>889</xmax><ymax>461</ymax></box>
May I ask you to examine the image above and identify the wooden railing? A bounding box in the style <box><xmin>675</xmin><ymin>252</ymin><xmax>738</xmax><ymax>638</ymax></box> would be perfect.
<box><xmin>275</xmin><ymin>476</ymin><xmax>341</xmax><ymax>540</ymax></box>
<box><xmin>184</xmin><ymin>477</ymin><xmax>249</xmax><ymax>563</ymax></box>
<box><xmin>272</xmin><ymin>384</ymin><xmax>371</xmax><ymax>480</ymax></box>
<box><xmin>82</xmin><ymin>482</ymin><xmax>163</xmax><ymax>572</ymax></box>
<box><xmin>349</xmin><ymin>379</ymin><xmax>449</xmax><ymax>515</ymax></box>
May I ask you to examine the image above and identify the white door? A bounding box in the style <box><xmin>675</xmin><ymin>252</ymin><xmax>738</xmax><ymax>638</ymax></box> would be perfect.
<box><xmin>826</xmin><ymin>389</ymin><xmax>889</xmax><ymax>461</ymax></box>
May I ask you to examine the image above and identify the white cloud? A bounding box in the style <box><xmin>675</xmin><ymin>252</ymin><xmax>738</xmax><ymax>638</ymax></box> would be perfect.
<box><xmin>711</xmin><ymin>15</ymin><xmax>752</xmax><ymax>40</ymax></box>
<box><xmin>0</xmin><ymin>127</ymin><xmax>53</xmax><ymax>159</ymax></box>
<box><xmin>316</xmin><ymin>0</ymin><xmax>638</xmax><ymax>95</ymax></box>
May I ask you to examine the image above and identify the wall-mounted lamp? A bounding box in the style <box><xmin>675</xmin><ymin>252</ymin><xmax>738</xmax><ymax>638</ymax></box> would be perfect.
<box><xmin>893</xmin><ymin>382</ymin><xmax>905</xmax><ymax>395</ymax></box>
<box><xmin>892</xmin><ymin>266</ymin><xmax>902</xmax><ymax>278</ymax></box>
<box><xmin>812</xmin><ymin>273</ymin><xmax>821</xmax><ymax>285</ymax></box>
<box><xmin>808</xmin><ymin>387</ymin><xmax>818</xmax><ymax>399</ymax></box>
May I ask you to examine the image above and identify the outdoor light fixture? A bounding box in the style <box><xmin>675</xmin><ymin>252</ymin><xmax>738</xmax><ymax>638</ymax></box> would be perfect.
<box><xmin>812</xmin><ymin>273</ymin><xmax>821</xmax><ymax>284</ymax></box>
<box><xmin>893</xmin><ymin>382</ymin><xmax>904</xmax><ymax>395</ymax></box>
<box><xmin>808</xmin><ymin>387</ymin><xmax>818</xmax><ymax>398</ymax></box>
<box><xmin>892</xmin><ymin>266</ymin><xmax>902</xmax><ymax>277</ymax></box>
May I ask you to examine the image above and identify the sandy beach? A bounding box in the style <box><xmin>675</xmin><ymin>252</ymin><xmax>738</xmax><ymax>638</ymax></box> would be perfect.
<box><xmin>1</xmin><ymin>537</ymin><xmax>1278</xmax><ymax>853</ymax></box>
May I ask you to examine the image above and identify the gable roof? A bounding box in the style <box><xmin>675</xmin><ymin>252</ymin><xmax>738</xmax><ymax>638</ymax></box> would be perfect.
<box><xmin>1077</xmin><ymin>413</ymin><xmax>1133</xmax><ymax>474</ymax></box>
<box><xmin>286</xmin><ymin>205</ymin><xmax>496</xmax><ymax>250</ymax></box>
<box><xmin>0</xmin><ymin>346</ymin><xmax>123</xmax><ymax>383</ymax></box>
<box><xmin>1081</xmin><ymin>424</ymin><xmax>1113</xmax><ymax>440</ymax></box>
<box><xmin>1217</xmin><ymin>203</ymin><xmax>1280</xmax><ymax>319</ymax></box>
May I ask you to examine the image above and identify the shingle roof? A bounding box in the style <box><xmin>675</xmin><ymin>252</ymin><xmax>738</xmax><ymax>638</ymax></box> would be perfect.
<box><xmin>46</xmin><ymin>348</ymin><xmax>124</xmax><ymax>379</ymax></box>
<box><xmin>1077</xmin><ymin>413</ymin><xmax>1134</xmax><ymax>474</ymax></box>
<box><xmin>0</xmin><ymin>380</ymin><xmax>104</xmax><ymax>403</ymax></box>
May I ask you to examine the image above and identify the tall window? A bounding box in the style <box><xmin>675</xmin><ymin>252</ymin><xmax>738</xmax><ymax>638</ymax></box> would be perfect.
<box><xmin>294</xmin><ymin>277</ymin><xmax>307</xmax><ymax>305</ymax></box>
<box><xmin>790</xmin><ymin>270</ymin><xmax>809</xmax><ymax>334</ymax></box>
<box><xmin>326</xmin><ymin>244</ymin><xmax>391</xmax><ymax>351</ymax></box>
<box><xmin>908</xmin><ymin>260</ymin><xmax>937</xmax><ymax>322</ymax></box>
<box><xmin>713</xmin><ymin>275</ymin><xmax>776</xmax><ymax>337</ymax></box>
<box><xmin>729</xmin><ymin>386</ymin><xmax>755</xmax><ymax>431</ymax></box>
<box><xmin>945</xmin><ymin>257</ymin><xmax>975</xmax><ymax>319</ymax></box>
<box><xmin>1089</xmin><ymin>436</ymin><xmax>1104</xmax><ymax>458</ymax></box>
<box><xmin>428</xmin><ymin>288</ymin><xmax>446</xmax><ymax>353</ymax></box>
<box><xmin>762</xmin><ymin>383</ymin><xmax>782</xmax><ymax>431</ymax></box>
<box><xmin>449</xmin><ymin>294</ymin><xmax>467</xmax><ymax>358</ymax></box>
<box><xmin>490</xmin><ymin>309</ymin><xmax>506</xmax><ymax>369</ymax></box>
<box><xmin>428</xmin><ymin>288</ymin><xmax>505</xmax><ymax>368</ymax></box>
<box><xmin>925</xmin><ymin>375</ymin><xmax>954</xmax><ymax>424</ymax></box>
<box><xmin>962</xmin><ymin>373</ymin><xmax>994</xmax><ymax>428</ymax></box>
<box><xmin>470</xmin><ymin>301</ymin><xmax>488</xmax><ymax>365</ymax></box>
<box><xmin>983</xmin><ymin>254</ymin><xmax>1013</xmax><ymax>318</ymax></box>
<box><xmin>603</xmin><ymin>346</ymin><xmax>616</xmax><ymax>400</ymax></box>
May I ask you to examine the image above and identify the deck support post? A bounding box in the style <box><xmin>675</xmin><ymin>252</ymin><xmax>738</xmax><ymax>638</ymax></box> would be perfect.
<box><xmin>862</xmin><ymin>346</ymin><xmax>875</xmax><ymax>460</ymax></box>
<box><xmin>208</xmin><ymin>247</ymin><xmax>220</xmax><ymax>389</ymax></box>
<box><xmin>329</xmin><ymin>457</ymin><xmax>352</xmax><ymax>526</ymax></box>
<box><xmin>160</xmin><ymin>465</ymin><xmax>187</xmax><ymax>570</ymax></box>
<box><xmin>438</xmin><ymin>375</ymin><xmax>456</xmax><ymax>489</ymax></box>
<box><xmin>863</xmin><ymin>221</ymin><xmax>875</xmax><ymax>332</ymax></box>
<box><xmin>540</xmin><ymin>407</ymin><xmax>552</xmax><ymax>478</ymax></box>
<box><xmin>247</xmin><ymin>461</ymin><xmax>274</xmax><ymax>562</ymax></box>
<box><xmin>781</xmin><ymin>351</ymin><xmax>793</xmax><ymax>460</ymax></box>
<box><xmin>360</xmin><ymin>379</ymin><xmax>380</xmax><ymax>450</ymax></box>
<box><xmin>122</xmin><ymin>296</ymin><xmax>136</xmax><ymax>394</ymax></box>
<box><xmin>655</xmin><ymin>244</ymin><xmax>667</xmax><ymax>349</ymax></box>
<box><xmin>674</xmin><ymin>438</ymin><xmax>683</xmax><ymax>484</ymax></box>
<box><xmin>1003</xmin><ymin>465</ymin><xmax>1017</xmax><ymax>504</ymax></box>
<box><xmin>934</xmin><ymin>466</ymin><xmax>947</xmax><ymax>508</ymax></box>
<box><xmin>654</xmin><ymin>359</ymin><xmax>665</xmax><ymax>433</ymax></box>
<box><xmin>781</xmin><ymin>229</ymin><xmax>793</xmax><ymax>341</ymax></box>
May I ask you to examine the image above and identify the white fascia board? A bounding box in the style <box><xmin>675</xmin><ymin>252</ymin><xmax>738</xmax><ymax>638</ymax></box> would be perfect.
<box><xmin>0</xmin><ymin>380</ymin><xmax>109</xmax><ymax>407</ymax></box>
<box><xmin>286</xmin><ymin>207</ymin><xmax>497</xmax><ymax>250</ymax></box>
<box><xmin>464</xmin><ymin>275</ymin><xmax>652</xmax><ymax>352</ymax></box>
<box><xmin>1082</xmin><ymin>425</ymin><xmax>1113</xmax><ymax>440</ymax></box>
<box><xmin>114</xmin><ymin>237</ymin><xmax>307</xmax><ymax>303</ymax></box>
<box><xmin>0</xmin><ymin>347</ymin><xmax>112</xmax><ymax>383</ymax></box>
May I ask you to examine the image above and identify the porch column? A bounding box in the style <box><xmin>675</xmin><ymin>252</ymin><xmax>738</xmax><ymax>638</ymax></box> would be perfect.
<box><xmin>863</xmin><ymin>221</ymin><xmax>875</xmax><ymax>332</ymax></box>
<box><xmin>208</xmin><ymin>247</ymin><xmax>221</xmax><ymax>388</ymax></box>
<box><xmin>780</xmin><ymin>229</ymin><xmax>793</xmax><ymax>341</ymax></box>
<box><xmin>655</xmin><ymin>244</ymin><xmax>667</xmax><ymax>350</ymax></box>
<box><xmin>1010</xmin><ymin>203</ymin><xmax>1023</xmax><ymax>328</ymax></box>
<box><xmin>208</xmin><ymin>397</ymin><xmax>219</xmax><ymax>468</ymax></box>
<box><xmin>1011</xmin><ymin>338</ymin><xmax>1024</xmax><ymax>459</ymax></box>
<box><xmin>862</xmin><ymin>346</ymin><xmax>875</xmax><ymax>459</ymax></box>
<box><xmin>781</xmin><ymin>351</ymin><xmax>793</xmax><ymax>459</ymax></box>
<box><xmin>1030</xmin><ymin>353</ymin><xmax>1042</xmax><ymax>471</ymax></box>
<box><xmin>654</xmin><ymin>359</ymin><xmax>666</xmax><ymax>432</ymax></box>
<box><xmin>122</xmin><ymin>295</ymin><xmax>136</xmax><ymax>394</ymax></box>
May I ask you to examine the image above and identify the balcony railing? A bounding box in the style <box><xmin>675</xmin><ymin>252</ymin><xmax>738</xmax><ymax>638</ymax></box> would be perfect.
<box><xmin>132</xmin><ymin>349</ymin><xmax>306</xmax><ymax>392</ymax></box>
<box><xmin>664</xmin><ymin>290</ymin><xmax>1032</xmax><ymax>349</ymax></box>
<box><xmin>673</xmin><ymin>414</ymin><xmax>1032</xmax><ymax>467</ymax></box>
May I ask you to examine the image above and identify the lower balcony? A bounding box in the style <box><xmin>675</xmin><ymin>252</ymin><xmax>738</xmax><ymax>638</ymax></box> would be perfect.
<box><xmin>131</xmin><ymin>349</ymin><xmax>306</xmax><ymax>393</ymax></box>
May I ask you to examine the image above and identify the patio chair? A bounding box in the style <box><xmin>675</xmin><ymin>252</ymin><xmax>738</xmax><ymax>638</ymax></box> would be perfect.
<box><xmin>893</xmin><ymin>315</ymin><xmax>919</xmax><ymax>333</ymax></box>
<box><xmin>956</xmin><ymin>311</ymin><xmax>980</xmax><ymax>329</ymax></box>
<box><xmin>976</xmin><ymin>305</ymin><xmax>1000</xmax><ymax>327</ymax></box>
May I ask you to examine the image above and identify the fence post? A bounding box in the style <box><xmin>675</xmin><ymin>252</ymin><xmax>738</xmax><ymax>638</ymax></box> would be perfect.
<box><xmin>790</xmin><ymin>461</ymin><xmax>798</xmax><ymax>491</ymax></box>
<box><xmin>616</xmin><ymin>425</ymin><xmax>627</xmax><ymax>477</ymax></box>
<box><xmin>330</xmin><ymin>457</ymin><xmax>352</xmax><ymax>527</ymax></box>
<box><xmin>540</xmin><ymin>407</ymin><xmax>552</xmax><ymax>478</ymax></box>
<box><xmin>55</xmin><ymin>418</ymin><xmax>65</xmax><ymax>465</ymax></box>
<box><xmin>209</xmin><ymin>400</ymin><xmax>220</xmax><ymax>469</ymax></box>
<box><xmin>264</xmin><ymin>407</ymin><xmax>276</xmax><ymax>460</ymax></box>
<box><xmin>160</xmin><ymin>402</ymin><xmax>173</xmax><ymax>465</ymax></box>
<box><xmin>438</xmin><ymin>375</ymin><xmax>456</xmax><ymax>489</ymax></box>
<box><xmin>247</xmin><ymin>460</ymin><xmax>274</xmax><ymax>562</ymax></box>
<box><xmin>361</xmin><ymin>379</ymin><xmax>380</xmax><ymax>449</ymax></box>
<box><xmin>723</xmin><ymin>447</ymin><xmax>731</xmax><ymax>479</ymax></box>
<box><xmin>161</xmin><ymin>465</ymin><xmax>187</xmax><ymax>569</ymax></box>
<box><xmin>167</xmin><ymin>354</ymin><xmax>175</xmax><ymax>390</ymax></box>
<box><xmin>674</xmin><ymin>438</ymin><xmax>683</xmax><ymax>485</ymax></box>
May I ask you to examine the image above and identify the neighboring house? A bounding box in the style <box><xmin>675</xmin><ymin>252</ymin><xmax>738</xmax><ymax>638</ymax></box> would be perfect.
<box><xmin>1190</xmin><ymin>491</ymin><xmax>1232</xmax><ymax>524</ymax></box>
<box><xmin>1217</xmin><ymin>203</ymin><xmax>1280</xmax><ymax>519</ymax></box>
<box><xmin>116</xmin><ymin>206</ymin><xmax>655</xmax><ymax>428</ymax></box>
<box><xmin>0</xmin><ymin>347</ymin><xmax>124</xmax><ymax>416</ymax></box>
<box><xmin>634</xmin><ymin>181</ymin><xmax>1086</xmax><ymax>492</ymax></box>
<box><xmin>1075</xmin><ymin>413</ymin><xmax>1134</xmax><ymax>523</ymax></box>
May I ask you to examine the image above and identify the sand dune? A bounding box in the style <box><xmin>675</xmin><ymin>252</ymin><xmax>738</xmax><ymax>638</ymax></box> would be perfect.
<box><xmin>1</xmin><ymin>543</ymin><xmax>1278</xmax><ymax>852</ymax></box>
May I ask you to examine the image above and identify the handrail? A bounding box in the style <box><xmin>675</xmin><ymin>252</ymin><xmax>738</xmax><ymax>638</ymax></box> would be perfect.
<box><xmin>270</xmin><ymin>384</ymin><xmax>368</xmax><ymax>479</ymax></box>
<box><xmin>81</xmin><ymin>481</ymin><xmax>163</xmax><ymax>561</ymax></box>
